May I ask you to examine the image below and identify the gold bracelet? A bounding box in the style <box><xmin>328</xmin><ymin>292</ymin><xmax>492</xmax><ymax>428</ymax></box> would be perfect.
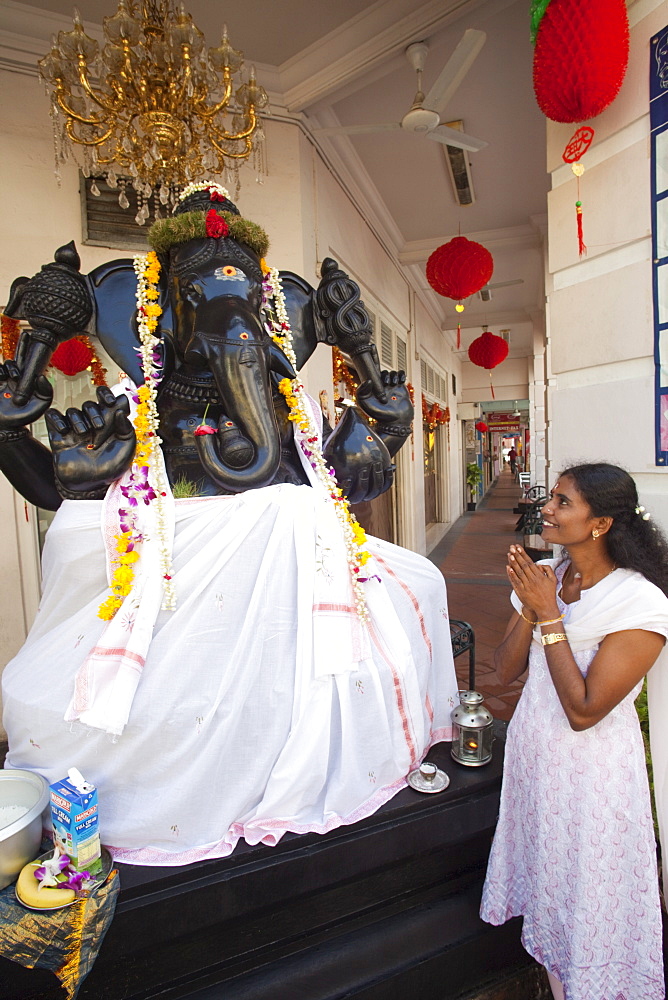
<box><xmin>520</xmin><ymin>608</ymin><xmax>538</xmax><ymax>625</ymax></box>
<box><xmin>541</xmin><ymin>632</ymin><xmax>568</xmax><ymax>646</ymax></box>
<box><xmin>538</xmin><ymin>613</ymin><xmax>565</xmax><ymax>626</ymax></box>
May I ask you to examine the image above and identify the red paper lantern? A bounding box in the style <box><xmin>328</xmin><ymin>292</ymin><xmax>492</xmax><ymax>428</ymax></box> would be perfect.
<box><xmin>475</xmin><ymin>421</ymin><xmax>489</xmax><ymax>433</ymax></box>
<box><xmin>468</xmin><ymin>330</ymin><xmax>509</xmax><ymax>370</ymax></box>
<box><xmin>533</xmin><ymin>0</ymin><xmax>629</xmax><ymax>123</ymax></box>
<box><xmin>468</xmin><ymin>329</ymin><xmax>509</xmax><ymax>400</ymax></box>
<box><xmin>426</xmin><ymin>237</ymin><xmax>494</xmax><ymax>306</ymax></box>
<box><xmin>50</xmin><ymin>338</ymin><xmax>94</xmax><ymax>376</ymax></box>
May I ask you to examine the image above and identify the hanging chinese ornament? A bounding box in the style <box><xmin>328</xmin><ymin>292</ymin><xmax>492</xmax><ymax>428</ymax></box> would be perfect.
<box><xmin>475</xmin><ymin>421</ymin><xmax>489</xmax><ymax>434</ymax></box>
<box><xmin>426</xmin><ymin>237</ymin><xmax>494</xmax><ymax>322</ymax></box>
<box><xmin>50</xmin><ymin>336</ymin><xmax>108</xmax><ymax>384</ymax></box>
<box><xmin>467</xmin><ymin>327</ymin><xmax>509</xmax><ymax>400</ymax></box>
<box><xmin>531</xmin><ymin>0</ymin><xmax>629</xmax><ymax>256</ymax></box>
<box><xmin>422</xmin><ymin>398</ymin><xmax>450</xmax><ymax>430</ymax></box>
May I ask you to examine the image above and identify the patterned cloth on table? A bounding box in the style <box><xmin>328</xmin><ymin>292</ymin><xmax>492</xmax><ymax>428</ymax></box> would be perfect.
<box><xmin>481</xmin><ymin>559</ymin><xmax>668</xmax><ymax>1000</ymax></box>
<box><xmin>0</xmin><ymin>860</ymin><xmax>119</xmax><ymax>999</ymax></box>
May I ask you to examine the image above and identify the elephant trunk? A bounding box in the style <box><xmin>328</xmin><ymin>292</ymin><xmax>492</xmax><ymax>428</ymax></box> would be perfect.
<box><xmin>186</xmin><ymin>318</ymin><xmax>282</xmax><ymax>493</ymax></box>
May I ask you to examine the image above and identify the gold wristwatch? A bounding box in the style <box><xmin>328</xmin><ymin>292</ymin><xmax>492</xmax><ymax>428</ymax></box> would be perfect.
<box><xmin>541</xmin><ymin>632</ymin><xmax>568</xmax><ymax>646</ymax></box>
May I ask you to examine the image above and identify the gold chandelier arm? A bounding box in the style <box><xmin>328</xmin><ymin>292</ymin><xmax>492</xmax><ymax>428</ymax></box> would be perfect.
<box><xmin>75</xmin><ymin>57</ymin><xmax>123</xmax><ymax>115</ymax></box>
<box><xmin>194</xmin><ymin>70</ymin><xmax>234</xmax><ymax>119</ymax></box>
<box><xmin>65</xmin><ymin>116</ymin><xmax>115</xmax><ymax>147</ymax></box>
<box><xmin>206</xmin><ymin>108</ymin><xmax>258</xmax><ymax>146</ymax></box>
<box><xmin>56</xmin><ymin>90</ymin><xmax>116</xmax><ymax>129</ymax></box>
<box><xmin>207</xmin><ymin>131</ymin><xmax>253</xmax><ymax>160</ymax></box>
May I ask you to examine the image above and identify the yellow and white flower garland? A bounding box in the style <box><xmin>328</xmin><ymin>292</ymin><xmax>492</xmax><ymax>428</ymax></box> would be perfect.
<box><xmin>262</xmin><ymin>265</ymin><xmax>372</xmax><ymax>621</ymax></box>
<box><xmin>97</xmin><ymin>251</ymin><xmax>175</xmax><ymax>620</ymax></box>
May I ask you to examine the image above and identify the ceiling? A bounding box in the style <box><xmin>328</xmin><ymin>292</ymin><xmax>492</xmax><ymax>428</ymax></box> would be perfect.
<box><xmin>3</xmin><ymin>0</ymin><xmax>551</xmax><ymax>362</ymax></box>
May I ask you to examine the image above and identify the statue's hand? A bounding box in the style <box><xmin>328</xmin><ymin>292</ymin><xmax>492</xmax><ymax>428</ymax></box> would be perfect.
<box><xmin>45</xmin><ymin>387</ymin><xmax>135</xmax><ymax>494</ymax></box>
<box><xmin>5</xmin><ymin>243</ymin><xmax>94</xmax><ymax>405</ymax></box>
<box><xmin>324</xmin><ymin>406</ymin><xmax>395</xmax><ymax>504</ymax></box>
<box><xmin>356</xmin><ymin>370</ymin><xmax>413</xmax><ymax>427</ymax></box>
<box><xmin>0</xmin><ymin>360</ymin><xmax>53</xmax><ymax>428</ymax></box>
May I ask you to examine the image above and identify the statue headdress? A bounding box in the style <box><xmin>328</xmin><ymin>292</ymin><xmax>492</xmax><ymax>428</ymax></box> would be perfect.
<box><xmin>148</xmin><ymin>182</ymin><xmax>269</xmax><ymax>261</ymax></box>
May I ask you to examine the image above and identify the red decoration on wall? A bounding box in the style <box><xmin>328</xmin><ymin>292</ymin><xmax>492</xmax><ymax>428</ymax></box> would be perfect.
<box><xmin>532</xmin><ymin>0</ymin><xmax>629</xmax><ymax>124</ymax></box>
<box><xmin>426</xmin><ymin>237</ymin><xmax>494</xmax><ymax>309</ymax></box>
<box><xmin>422</xmin><ymin>398</ymin><xmax>450</xmax><ymax>429</ymax></box>
<box><xmin>50</xmin><ymin>338</ymin><xmax>94</xmax><ymax>376</ymax></box>
<box><xmin>475</xmin><ymin>421</ymin><xmax>489</xmax><ymax>433</ymax></box>
<box><xmin>467</xmin><ymin>328</ymin><xmax>509</xmax><ymax>400</ymax></box>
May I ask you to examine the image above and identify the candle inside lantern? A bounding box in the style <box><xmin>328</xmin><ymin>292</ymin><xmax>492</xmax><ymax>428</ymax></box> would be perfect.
<box><xmin>451</xmin><ymin>690</ymin><xmax>494</xmax><ymax>767</ymax></box>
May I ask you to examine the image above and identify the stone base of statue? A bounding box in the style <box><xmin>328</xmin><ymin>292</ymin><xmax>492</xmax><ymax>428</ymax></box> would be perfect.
<box><xmin>1</xmin><ymin>723</ymin><xmax>536</xmax><ymax>1000</ymax></box>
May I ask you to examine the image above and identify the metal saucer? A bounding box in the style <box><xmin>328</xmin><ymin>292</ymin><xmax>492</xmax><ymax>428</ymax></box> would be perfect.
<box><xmin>407</xmin><ymin>761</ymin><xmax>450</xmax><ymax>794</ymax></box>
<box><xmin>15</xmin><ymin>846</ymin><xmax>113</xmax><ymax>911</ymax></box>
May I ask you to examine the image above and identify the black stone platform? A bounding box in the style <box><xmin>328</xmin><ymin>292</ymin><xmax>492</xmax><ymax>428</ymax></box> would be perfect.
<box><xmin>2</xmin><ymin>722</ymin><xmax>533</xmax><ymax>999</ymax></box>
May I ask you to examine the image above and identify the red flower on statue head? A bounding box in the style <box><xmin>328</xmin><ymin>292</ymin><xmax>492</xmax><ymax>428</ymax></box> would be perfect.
<box><xmin>209</xmin><ymin>190</ymin><xmax>226</xmax><ymax>202</ymax></box>
<box><xmin>205</xmin><ymin>209</ymin><xmax>229</xmax><ymax>238</ymax></box>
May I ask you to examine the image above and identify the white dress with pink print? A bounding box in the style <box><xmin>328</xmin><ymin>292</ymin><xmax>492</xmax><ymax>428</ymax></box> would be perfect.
<box><xmin>480</xmin><ymin>560</ymin><xmax>668</xmax><ymax>1000</ymax></box>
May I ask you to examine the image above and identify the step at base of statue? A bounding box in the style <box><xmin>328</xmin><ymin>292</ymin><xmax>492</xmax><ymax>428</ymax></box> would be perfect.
<box><xmin>2</xmin><ymin>722</ymin><xmax>534</xmax><ymax>1000</ymax></box>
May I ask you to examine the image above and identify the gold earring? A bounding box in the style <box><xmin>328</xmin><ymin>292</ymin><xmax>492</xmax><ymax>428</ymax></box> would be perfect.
<box><xmin>592</xmin><ymin>529</ymin><xmax>599</xmax><ymax>539</ymax></box>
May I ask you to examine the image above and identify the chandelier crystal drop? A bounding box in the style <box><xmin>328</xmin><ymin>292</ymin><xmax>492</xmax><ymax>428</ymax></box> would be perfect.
<box><xmin>39</xmin><ymin>1</ymin><xmax>268</xmax><ymax>217</ymax></box>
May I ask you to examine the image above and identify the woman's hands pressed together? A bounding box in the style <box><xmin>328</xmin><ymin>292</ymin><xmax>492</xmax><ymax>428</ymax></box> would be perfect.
<box><xmin>506</xmin><ymin>544</ymin><xmax>560</xmax><ymax>623</ymax></box>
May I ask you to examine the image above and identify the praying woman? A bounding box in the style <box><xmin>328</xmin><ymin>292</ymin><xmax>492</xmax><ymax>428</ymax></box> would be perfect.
<box><xmin>480</xmin><ymin>463</ymin><xmax>668</xmax><ymax>1000</ymax></box>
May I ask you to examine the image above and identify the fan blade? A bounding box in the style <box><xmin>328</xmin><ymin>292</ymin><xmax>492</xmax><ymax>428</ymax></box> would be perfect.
<box><xmin>313</xmin><ymin>123</ymin><xmax>401</xmax><ymax>136</ymax></box>
<box><xmin>487</xmin><ymin>279</ymin><xmax>524</xmax><ymax>289</ymax></box>
<box><xmin>423</xmin><ymin>29</ymin><xmax>486</xmax><ymax>117</ymax></box>
<box><xmin>426</xmin><ymin>124</ymin><xmax>487</xmax><ymax>152</ymax></box>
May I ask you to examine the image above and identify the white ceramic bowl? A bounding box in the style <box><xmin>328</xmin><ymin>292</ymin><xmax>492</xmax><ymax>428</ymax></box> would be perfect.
<box><xmin>0</xmin><ymin>769</ymin><xmax>50</xmax><ymax>889</ymax></box>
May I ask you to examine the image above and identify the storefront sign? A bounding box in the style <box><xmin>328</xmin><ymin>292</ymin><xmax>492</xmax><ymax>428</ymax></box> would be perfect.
<box><xmin>486</xmin><ymin>413</ymin><xmax>520</xmax><ymax>433</ymax></box>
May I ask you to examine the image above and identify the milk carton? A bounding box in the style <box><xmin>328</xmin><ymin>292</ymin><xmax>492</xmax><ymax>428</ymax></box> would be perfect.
<box><xmin>49</xmin><ymin>768</ymin><xmax>102</xmax><ymax>873</ymax></box>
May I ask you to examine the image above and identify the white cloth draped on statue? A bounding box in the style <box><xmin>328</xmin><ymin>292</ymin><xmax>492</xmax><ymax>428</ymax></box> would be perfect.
<box><xmin>2</xmin><ymin>482</ymin><xmax>459</xmax><ymax>865</ymax></box>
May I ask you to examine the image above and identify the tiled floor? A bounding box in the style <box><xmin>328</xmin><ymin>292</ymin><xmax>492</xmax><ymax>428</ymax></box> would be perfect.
<box><xmin>430</xmin><ymin>468</ymin><xmax>535</xmax><ymax>722</ymax></box>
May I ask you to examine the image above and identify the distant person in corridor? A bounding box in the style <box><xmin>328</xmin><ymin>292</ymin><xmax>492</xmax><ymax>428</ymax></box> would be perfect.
<box><xmin>508</xmin><ymin>446</ymin><xmax>517</xmax><ymax>473</ymax></box>
<box><xmin>480</xmin><ymin>463</ymin><xmax>668</xmax><ymax>1000</ymax></box>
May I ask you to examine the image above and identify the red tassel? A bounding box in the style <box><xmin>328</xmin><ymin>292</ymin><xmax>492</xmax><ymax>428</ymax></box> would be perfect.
<box><xmin>576</xmin><ymin>201</ymin><xmax>586</xmax><ymax>256</ymax></box>
<box><xmin>457</xmin><ymin>323</ymin><xmax>461</xmax><ymax>349</ymax></box>
<box><xmin>490</xmin><ymin>372</ymin><xmax>495</xmax><ymax>400</ymax></box>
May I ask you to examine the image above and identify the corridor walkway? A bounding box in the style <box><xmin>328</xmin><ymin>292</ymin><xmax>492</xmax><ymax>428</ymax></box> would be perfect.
<box><xmin>430</xmin><ymin>468</ymin><xmax>541</xmax><ymax>722</ymax></box>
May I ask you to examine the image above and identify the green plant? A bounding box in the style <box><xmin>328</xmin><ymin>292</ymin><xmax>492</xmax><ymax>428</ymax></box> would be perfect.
<box><xmin>466</xmin><ymin>462</ymin><xmax>483</xmax><ymax>502</ymax></box>
<box><xmin>171</xmin><ymin>475</ymin><xmax>203</xmax><ymax>499</ymax></box>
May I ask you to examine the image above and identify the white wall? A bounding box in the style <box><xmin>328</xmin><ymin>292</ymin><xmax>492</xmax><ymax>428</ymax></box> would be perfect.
<box><xmin>543</xmin><ymin>0</ymin><xmax>668</xmax><ymax>527</ymax></box>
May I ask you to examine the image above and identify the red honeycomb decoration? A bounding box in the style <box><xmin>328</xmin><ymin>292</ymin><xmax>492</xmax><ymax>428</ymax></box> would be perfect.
<box><xmin>50</xmin><ymin>337</ymin><xmax>94</xmax><ymax>376</ymax></box>
<box><xmin>475</xmin><ymin>421</ymin><xmax>489</xmax><ymax>433</ymax></box>
<box><xmin>532</xmin><ymin>0</ymin><xmax>629</xmax><ymax>123</ymax></box>
<box><xmin>426</xmin><ymin>237</ymin><xmax>494</xmax><ymax>311</ymax></box>
<box><xmin>468</xmin><ymin>328</ymin><xmax>509</xmax><ymax>400</ymax></box>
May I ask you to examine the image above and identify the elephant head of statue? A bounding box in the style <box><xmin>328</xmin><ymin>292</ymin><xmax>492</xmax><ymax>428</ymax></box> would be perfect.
<box><xmin>150</xmin><ymin>185</ymin><xmax>296</xmax><ymax>493</ymax></box>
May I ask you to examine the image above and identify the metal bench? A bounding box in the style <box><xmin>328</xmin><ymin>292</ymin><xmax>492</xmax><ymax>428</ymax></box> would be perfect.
<box><xmin>449</xmin><ymin>618</ymin><xmax>476</xmax><ymax>692</ymax></box>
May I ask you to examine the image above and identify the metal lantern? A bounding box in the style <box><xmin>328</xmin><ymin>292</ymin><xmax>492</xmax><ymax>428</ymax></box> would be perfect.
<box><xmin>451</xmin><ymin>690</ymin><xmax>494</xmax><ymax>766</ymax></box>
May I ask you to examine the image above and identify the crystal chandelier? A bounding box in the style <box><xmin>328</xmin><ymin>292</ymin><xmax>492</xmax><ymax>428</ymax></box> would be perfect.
<box><xmin>39</xmin><ymin>1</ymin><xmax>268</xmax><ymax>224</ymax></box>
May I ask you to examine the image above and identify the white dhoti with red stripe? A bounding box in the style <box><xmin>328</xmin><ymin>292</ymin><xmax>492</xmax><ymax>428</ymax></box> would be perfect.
<box><xmin>3</xmin><ymin>480</ymin><xmax>458</xmax><ymax>866</ymax></box>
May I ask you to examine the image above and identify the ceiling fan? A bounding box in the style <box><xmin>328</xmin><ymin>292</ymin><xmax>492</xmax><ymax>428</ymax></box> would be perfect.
<box><xmin>478</xmin><ymin>279</ymin><xmax>525</xmax><ymax>301</ymax></box>
<box><xmin>314</xmin><ymin>29</ymin><xmax>487</xmax><ymax>152</ymax></box>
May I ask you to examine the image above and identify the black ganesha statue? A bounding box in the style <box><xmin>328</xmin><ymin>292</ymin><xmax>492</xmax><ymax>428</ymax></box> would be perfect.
<box><xmin>0</xmin><ymin>183</ymin><xmax>413</xmax><ymax>510</ymax></box>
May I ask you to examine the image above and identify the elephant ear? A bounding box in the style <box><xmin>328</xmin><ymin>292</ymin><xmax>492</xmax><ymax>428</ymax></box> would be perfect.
<box><xmin>88</xmin><ymin>259</ymin><xmax>174</xmax><ymax>385</ymax></box>
<box><xmin>278</xmin><ymin>271</ymin><xmax>325</xmax><ymax>370</ymax></box>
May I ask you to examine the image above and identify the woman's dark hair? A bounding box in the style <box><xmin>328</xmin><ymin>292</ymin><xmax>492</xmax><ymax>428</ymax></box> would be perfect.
<box><xmin>560</xmin><ymin>463</ymin><xmax>668</xmax><ymax>596</ymax></box>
